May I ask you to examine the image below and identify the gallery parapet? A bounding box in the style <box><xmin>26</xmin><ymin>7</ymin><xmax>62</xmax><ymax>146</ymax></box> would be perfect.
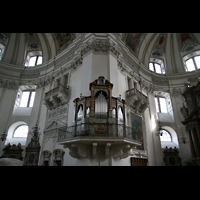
<box><xmin>125</xmin><ymin>88</ymin><xmax>149</xmax><ymax>114</ymax></box>
<box><xmin>57</xmin><ymin>123</ymin><xmax>143</xmax><ymax>145</ymax></box>
<box><xmin>44</xmin><ymin>84</ymin><xmax>69</xmax><ymax>110</ymax></box>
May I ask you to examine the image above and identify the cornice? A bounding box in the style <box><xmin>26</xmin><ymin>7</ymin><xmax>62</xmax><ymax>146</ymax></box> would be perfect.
<box><xmin>0</xmin><ymin>33</ymin><xmax>199</xmax><ymax>92</ymax></box>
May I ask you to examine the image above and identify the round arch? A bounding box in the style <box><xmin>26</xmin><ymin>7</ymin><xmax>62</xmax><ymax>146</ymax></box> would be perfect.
<box><xmin>5</xmin><ymin>121</ymin><xmax>28</xmax><ymax>146</ymax></box>
<box><xmin>160</xmin><ymin>126</ymin><xmax>179</xmax><ymax>148</ymax></box>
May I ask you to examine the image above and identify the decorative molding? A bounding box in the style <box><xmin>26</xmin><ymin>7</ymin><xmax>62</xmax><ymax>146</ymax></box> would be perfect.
<box><xmin>163</xmin><ymin>146</ymin><xmax>182</xmax><ymax>166</ymax></box>
<box><xmin>177</xmin><ymin>33</ymin><xmax>200</xmax><ymax>56</ymax></box>
<box><xmin>0</xmin><ymin>33</ymin><xmax>9</xmax><ymax>45</ymax></box>
<box><xmin>1</xmin><ymin>33</ymin><xmax>200</xmax><ymax>94</ymax></box>
<box><xmin>171</xmin><ymin>87</ymin><xmax>184</xmax><ymax>96</ymax></box>
<box><xmin>25</xmin><ymin>33</ymin><xmax>42</xmax><ymax>53</ymax></box>
<box><xmin>56</xmin><ymin>33</ymin><xmax>76</xmax><ymax>54</ymax></box>
<box><xmin>125</xmin><ymin>88</ymin><xmax>149</xmax><ymax>115</ymax></box>
<box><xmin>53</xmin><ymin>149</ymin><xmax>65</xmax><ymax>166</ymax></box>
<box><xmin>41</xmin><ymin>150</ymin><xmax>52</xmax><ymax>165</ymax></box>
<box><xmin>21</xmin><ymin>71</ymin><xmax>40</xmax><ymax>78</ymax></box>
<box><xmin>150</xmin><ymin>33</ymin><xmax>167</xmax><ymax>60</ymax></box>
<box><xmin>113</xmin><ymin>144</ymin><xmax>133</xmax><ymax>159</ymax></box>
<box><xmin>80</xmin><ymin>37</ymin><xmax>122</xmax><ymax>59</ymax></box>
<box><xmin>152</xmin><ymin>77</ymin><xmax>169</xmax><ymax>86</ymax></box>
<box><xmin>44</xmin><ymin>84</ymin><xmax>69</xmax><ymax>109</ymax></box>
<box><xmin>64</xmin><ymin>143</ymin><xmax>88</xmax><ymax>158</ymax></box>
<box><xmin>0</xmin><ymin>78</ymin><xmax>19</xmax><ymax>89</ymax></box>
<box><xmin>47</xmin><ymin>105</ymin><xmax>68</xmax><ymax>121</ymax></box>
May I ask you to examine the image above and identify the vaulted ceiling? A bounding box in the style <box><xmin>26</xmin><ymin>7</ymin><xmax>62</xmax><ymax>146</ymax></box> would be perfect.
<box><xmin>1</xmin><ymin>33</ymin><xmax>200</xmax><ymax>74</ymax></box>
<box><xmin>122</xmin><ymin>33</ymin><xmax>200</xmax><ymax>73</ymax></box>
<box><xmin>0</xmin><ymin>33</ymin><xmax>77</xmax><ymax>64</ymax></box>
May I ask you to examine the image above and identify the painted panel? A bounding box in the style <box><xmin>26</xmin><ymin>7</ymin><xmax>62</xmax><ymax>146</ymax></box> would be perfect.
<box><xmin>131</xmin><ymin>113</ymin><xmax>144</xmax><ymax>150</ymax></box>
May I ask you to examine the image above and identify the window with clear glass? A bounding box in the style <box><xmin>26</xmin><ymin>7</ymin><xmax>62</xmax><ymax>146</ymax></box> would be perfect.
<box><xmin>0</xmin><ymin>43</ymin><xmax>5</xmax><ymax>61</ymax></box>
<box><xmin>13</xmin><ymin>125</ymin><xmax>28</xmax><ymax>138</ymax></box>
<box><xmin>149</xmin><ymin>62</ymin><xmax>165</xmax><ymax>74</ymax></box>
<box><xmin>155</xmin><ymin>97</ymin><xmax>167</xmax><ymax>113</ymax></box>
<box><xmin>28</xmin><ymin>55</ymin><xmax>43</xmax><ymax>67</ymax></box>
<box><xmin>155</xmin><ymin>97</ymin><xmax>160</xmax><ymax>113</ymax></box>
<box><xmin>149</xmin><ymin>63</ymin><xmax>154</xmax><ymax>71</ymax></box>
<box><xmin>19</xmin><ymin>91</ymin><xmax>36</xmax><ymax>107</ymax></box>
<box><xmin>185</xmin><ymin>56</ymin><xmax>200</xmax><ymax>72</ymax></box>
<box><xmin>0</xmin><ymin>49</ymin><xmax>2</xmax><ymax>60</ymax></box>
<box><xmin>159</xmin><ymin>129</ymin><xmax>172</xmax><ymax>142</ymax></box>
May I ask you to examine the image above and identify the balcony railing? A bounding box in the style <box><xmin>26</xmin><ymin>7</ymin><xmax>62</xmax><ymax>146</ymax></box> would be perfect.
<box><xmin>125</xmin><ymin>88</ymin><xmax>148</xmax><ymax>114</ymax></box>
<box><xmin>57</xmin><ymin>123</ymin><xmax>143</xmax><ymax>143</ymax></box>
<box><xmin>126</xmin><ymin>88</ymin><xmax>147</xmax><ymax>100</ymax></box>
<box><xmin>44</xmin><ymin>84</ymin><xmax>69</xmax><ymax>109</ymax></box>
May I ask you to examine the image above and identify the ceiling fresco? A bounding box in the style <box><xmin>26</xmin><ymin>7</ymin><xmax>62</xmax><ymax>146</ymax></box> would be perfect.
<box><xmin>56</xmin><ymin>33</ymin><xmax>71</xmax><ymax>48</ymax></box>
<box><xmin>125</xmin><ymin>33</ymin><xmax>143</xmax><ymax>53</ymax></box>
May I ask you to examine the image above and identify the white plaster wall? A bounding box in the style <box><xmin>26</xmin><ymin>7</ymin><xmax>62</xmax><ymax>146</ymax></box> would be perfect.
<box><xmin>67</xmin><ymin>52</ymin><xmax>93</xmax><ymax>126</ymax></box>
<box><xmin>109</xmin><ymin>54</ymin><xmax>127</xmax><ymax>99</ymax></box>
<box><xmin>147</xmin><ymin>93</ymin><xmax>164</xmax><ymax>165</ymax></box>
<box><xmin>117</xmin><ymin>71</ymin><xmax>126</xmax><ymax>100</ymax></box>
<box><xmin>109</xmin><ymin>54</ymin><xmax>118</xmax><ymax>97</ymax></box>
<box><xmin>92</xmin><ymin>53</ymin><xmax>109</xmax><ymax>81</ymax></box>
<box><xmin>144</xmin><ymin>108</ymin><xmax>156</xmax><ymax>166</ymax></box>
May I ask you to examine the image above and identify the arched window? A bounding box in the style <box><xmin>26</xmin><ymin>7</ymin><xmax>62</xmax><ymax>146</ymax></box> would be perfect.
<box><xmin>149</xmin><ymin>58</ymin><xmax>165</xmax><ymax>74</ymax></box>
<box><xmin>159</xmin><ymin>126</ymin><xmax>179</xmax><ymax>149</ymax></box>
<box><xmin>0</xmin><ymin>44</ymin><xmax>5</xmax><ymax>60</ymax></box>
<box><xmin>183</xmin><ymin>50</ymin><xmax>200</xmax><ymax>72</ymax></box>
<box><xmin>185</xmin><ymin>56</ymin><xmax>200</xmax><ymax>72</ymax></box>
<box><xmin>159</xmin><ymin>129</ymin><xmax>172</xmax><ymax>142</ymax></box>
<box><xmin>0</xmin><ymin>44</ymin><xmax>5</xmax><ymax>61</ymax></box>
<box><xmin>0</xmin><ymin>33</ymin><xmax>8</xmax><ymax>61</ymax></box>
<box><xmin>13</xmin><ymin>124</ymin><xmax>29</xmax><ymax>138</ymax></box>
<box><xmin>28</xmin><ymin>55</ymin><xmax>42</xmax><ymax>66</ymax></box>
<box><xmin>5</xmin><ymin>122</ymin><xmax>29</xmax><ymax>145</ymax></box>
<box><xmin>0</xmin><ymin>48</ymin><xmax>2</xmax><ymax>60</ymax></box>
<box><xmin>24</xmin><ymin>51</ymin><xmax>43</xmax><ymax>67</ymax></box>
